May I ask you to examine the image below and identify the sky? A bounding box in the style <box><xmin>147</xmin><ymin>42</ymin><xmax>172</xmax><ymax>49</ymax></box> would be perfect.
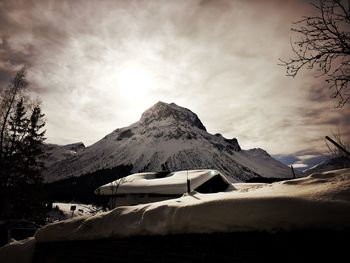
<box><xmin>0</xmin><ymin>0</ymin><xmax>349</xmax><ymax>169</ymax></box>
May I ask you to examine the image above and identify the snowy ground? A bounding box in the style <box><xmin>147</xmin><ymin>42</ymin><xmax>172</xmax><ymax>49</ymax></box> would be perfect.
<box><xmin>37</xmin><ymin>168</ymin><xmax>350</xmax><ymax>241</ymax></box>
<box><xmin>1</xmin><ymin>168</ymin><xmax>350</xmax><ymax>262</ymax></box>
<box><xmin>0</xmin><ymin>237</ymin><xmax>35</xmax><ymax>263</ymax></box>
<box><xmin>48</xmin><ymin>203</ymin><xmax>103</xmax><ymax>222</ymax></box>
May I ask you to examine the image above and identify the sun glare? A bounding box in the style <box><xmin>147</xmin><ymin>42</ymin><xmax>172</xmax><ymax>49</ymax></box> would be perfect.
<box><xmin>118</xmin><ymin>64</ymin><xmax>153</xmax><ymax>101</ymax></box>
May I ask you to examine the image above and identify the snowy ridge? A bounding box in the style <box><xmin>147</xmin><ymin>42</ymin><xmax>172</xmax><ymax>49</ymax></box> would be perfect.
<box><xmin>304</xmin><ymin>156</ymin><xmax>350</xmax><ymax>175</ymax></box>
<box><xmin>44</xmin><ymin>102</ymin><xmax>292</xmax><ymax>182</ymax></box>
<box><xmin>35</xmin><ymin>169</ymin><xmax>350</xmax><ymax>242</ymax></box>
<box><xmin>42</xmin><ymin>142</ymin><xmax>85</xmax><ymax>168</ymax></box>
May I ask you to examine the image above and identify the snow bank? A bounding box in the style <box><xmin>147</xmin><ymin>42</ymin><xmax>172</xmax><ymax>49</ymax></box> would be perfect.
<box><xmin>0</xmin><ymin>237</ymin><xmax>35</xmax><ymax>263</ymax></box>
<box><xmin>35</xmin><ymin>169</ymin><xmax>350</xmax><ymax>242</ymax></box>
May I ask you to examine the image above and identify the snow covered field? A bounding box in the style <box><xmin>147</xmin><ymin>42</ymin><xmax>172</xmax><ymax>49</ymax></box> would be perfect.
<box><xmin>48</xmin><ymin>203</ymin><xmax>102</xmax><ymax>221</ymax></box>
<box><xmin>1</xmin><ymin>168</ymin><xmax>350</xmax><ymax>262</ymax></box>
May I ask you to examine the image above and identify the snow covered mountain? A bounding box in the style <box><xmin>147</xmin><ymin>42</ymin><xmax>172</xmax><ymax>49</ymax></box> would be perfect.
<box><xmin>44</xmin><ymin>102</ymin><xmax>292</xmax><ymax>182</ymax></box>
<box><xmin>304</xmin><ymin>156</ymin><xmax>350</xmax><ymax>175</ymax></box>
<box><xmin>42</xmin><ymin>142</ymin><xmax>85</xmax><ymax>167</ymax></box>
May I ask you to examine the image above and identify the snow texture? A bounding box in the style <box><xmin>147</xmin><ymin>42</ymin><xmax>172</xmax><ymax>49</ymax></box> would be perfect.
<box><xmin>48</xmin><ymin>203</ymin><xmax>102</xmax><ymax>221</ymax></box>
<box><xmin>34</xmin><ymin>169</ymin><xmax>350</xmax><ymax>242</ymax></box>
<box><xmin>42</xmin><ymin>142</ymin><xmax>85</xmax><ymax>168</ymax></box>
<box><xmin>0</xmin><ymin>237</ymin><xmax>35</xmax><ymax>263</ymax></box>
<box><xmin>304</xmin><ymin>156</ymin><xmax>350</xmax><ymax>175</ymax></box>
<box><xmin>44</xmin><ymin>102</ymin><xmax>292</xmax><ymax>182</ymax></box>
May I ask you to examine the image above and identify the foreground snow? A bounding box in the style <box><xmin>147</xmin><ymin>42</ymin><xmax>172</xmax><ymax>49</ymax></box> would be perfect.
<box><xmin>36</xmin><ymin>169</ymin><xmax>350</xmax><ymax>242</ymax></box>
<box><xmin>0</xmin><ymin>238</ymin><xmax>35</xmax><ymax>263</ymax></box>
<box><xmin>1</xmin><ymin>169</ymin><xmax>349</xmax><ymax>263</ymax></box>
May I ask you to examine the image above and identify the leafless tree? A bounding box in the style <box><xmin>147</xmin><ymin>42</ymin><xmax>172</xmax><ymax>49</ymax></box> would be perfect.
<box><xmin>0</xmin><ymin>67</ymin><xmax>29</xmax><ymax>163</ymax></box>
<box><xmin>325</xmin><ymin>129</ymin><xmax>350</xmax><ymax>158</ymax></box>
<box><xmin>279</xmin><ymin>0</ymin><xmax>350</xmax><ymax>107</ymax></box>
<box><xmin>110</xmin><ymin>177</ymin><xmax>128</xmax><ymax>208</ymax></box>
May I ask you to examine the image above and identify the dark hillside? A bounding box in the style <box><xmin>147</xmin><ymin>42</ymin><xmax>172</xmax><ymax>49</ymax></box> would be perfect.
<box><xmin>45</xmin><ymin>165</ymin><xmax>132</xmax><ymax>206</ymax></box>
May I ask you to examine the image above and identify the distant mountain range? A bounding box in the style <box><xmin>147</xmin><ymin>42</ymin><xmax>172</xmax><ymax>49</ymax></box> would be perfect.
<box><xmin>43</xmin><ymin>102</ymin><xmax>293</xmax><ymax>182</ymax></box>
<box><xmin>304</xmin><ymin>156</ymin><xmax>350</xmax><ymax>175</ymax></box>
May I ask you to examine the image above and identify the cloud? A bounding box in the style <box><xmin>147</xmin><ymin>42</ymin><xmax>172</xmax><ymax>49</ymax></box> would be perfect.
<box><xmin>291</xmin><ymin>163</ymin><xmax>308</xmax><ymax>169</ymax></box>
<box><xmin>274</xmin><ymin>151</ymin><xmax>329</xmax><ymax>171</ymax></box>
<box><xmin>0</xmin><ymin>0</ymin><xmax>348</xmax><ymax>157</ymax></box>
<box><xmin>273</xmin><ymin>154</ymin><xmax>299</xmax><ymax>166</ymax></box>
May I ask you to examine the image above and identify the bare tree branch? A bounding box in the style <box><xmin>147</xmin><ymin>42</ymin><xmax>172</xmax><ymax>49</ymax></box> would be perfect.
<box><xmin>279</xmin><ymin>0</ymin><xmax>350</xmax><ymax>107</ymax></box>
<box><xmin>0</xmin><ymin>66</ymin><xmax>29</xmax><ymax>163</ymax></box>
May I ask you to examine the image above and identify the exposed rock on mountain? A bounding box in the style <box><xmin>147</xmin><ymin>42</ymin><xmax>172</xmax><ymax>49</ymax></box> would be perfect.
<box><xmin>44</xmin><ymin>102</ymin><xmax>292</xmax><ymax>182</ymax></box>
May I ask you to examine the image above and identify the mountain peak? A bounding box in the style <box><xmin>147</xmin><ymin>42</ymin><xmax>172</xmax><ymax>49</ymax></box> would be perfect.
<box><xmin>44</xmin><ymin>102</ymin><xmax>293</xmax><ymax>182</ymax></box>
<box><xmin>140</xmin><ymin>101</ymin><xmax>207</xmax><ymax>131</ymax></box>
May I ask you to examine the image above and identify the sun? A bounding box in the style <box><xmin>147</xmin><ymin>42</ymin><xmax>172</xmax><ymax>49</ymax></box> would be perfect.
<box><xmin>117</xmin><ymin>64</ymin><xmax>153</xmax><ymax>101</ymax></box>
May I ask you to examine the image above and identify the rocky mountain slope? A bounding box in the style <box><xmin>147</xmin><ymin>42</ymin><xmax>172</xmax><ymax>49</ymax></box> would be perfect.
<box><xmin>44</xmin><ymin>102</ymin><xmax>292</xmax><ymax>182</ymax></box>
<box><xmin>42</xmin><ymin>142</ymin><xmax>85</xmax><ymax>167</ymax></box>
<box><xmin>304</xmin><ymin>156</ymin><xmax>350</xmax><ymax>175</ymax></box>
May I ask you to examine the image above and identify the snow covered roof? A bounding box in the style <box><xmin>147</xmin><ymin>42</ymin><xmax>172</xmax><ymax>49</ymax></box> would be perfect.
<box><xmin>95</xmin><ymin>169</ymin><xmax>231</xmax><ymax>195</ymax></box>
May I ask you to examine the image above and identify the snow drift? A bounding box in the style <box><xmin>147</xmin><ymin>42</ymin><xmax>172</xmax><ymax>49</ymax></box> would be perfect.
<box><xmin>34</xmin><ymin>169</ymin><xmax>350</xmax><ymax>242</ymax></box>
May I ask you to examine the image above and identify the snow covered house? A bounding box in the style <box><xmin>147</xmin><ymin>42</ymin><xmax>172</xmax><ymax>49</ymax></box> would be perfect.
<box><xmin>95</xmin><ymin>169</ymin><xmax>232</xmax><ymax>207</ymax></box>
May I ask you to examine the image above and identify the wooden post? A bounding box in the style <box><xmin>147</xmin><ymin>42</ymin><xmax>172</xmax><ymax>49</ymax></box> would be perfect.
<box><xmin>290</xmin><ymin>165</ymin><xmax>296</xmax><ymax>179</ymax></box>
<box><xmin>70</xmin><ymin>205</ymin><xmax>76</xmax><ymax>219</ymax></box>
<box><xmin>325</xmin><ymin>136</ymin><xmax>350</xmax><ymax>157</ymax></box>
<box><xmin>187</xmin><ymin>171</ymin><xmax>191</xmax><ymax>193</ymax></box>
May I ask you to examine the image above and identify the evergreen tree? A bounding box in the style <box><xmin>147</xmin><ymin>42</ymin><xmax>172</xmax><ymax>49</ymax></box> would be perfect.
<box><xmin>0</xmin><ymin>67</ymin><xmax>28</xmax><ymax>194</ymax></box>
<box><xmin>0</xmin><ymin>68</ymin><xmax>48</xmax><ymax>224</ymax></box>
<box><xmin>20</xmin><ymin>105</ymin><xmax>47</xmax><ymax>222</ymax></box>
<box><xmin>23</xmin><ymin>105</ymin><xmax>46</xmax><ymax>181</ymax></box>
<box><xmin>0</xmin><ymin>67</ymin><xmax>28</xmax><ymax>164</ymax></box>
<box><xmin>7</xmin><ymin>99</ymin><xmax>28</xmax><ymax>175</ymax></box>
